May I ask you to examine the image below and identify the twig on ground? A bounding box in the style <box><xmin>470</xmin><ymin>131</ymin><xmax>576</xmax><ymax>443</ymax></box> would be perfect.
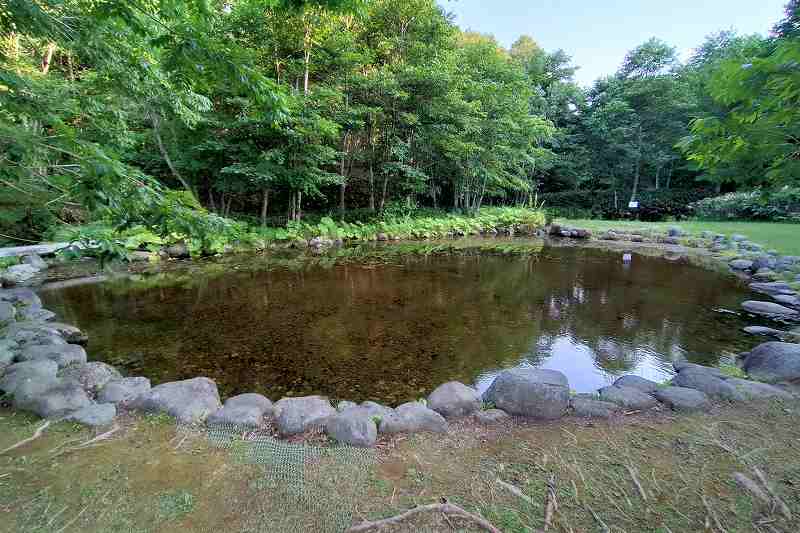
<box><xmin>752</xmin><ymin>468</ymin><xmax>792</xmax><ymax>520</ymax></box>
<box><xmin>496</xmin><ymin>479</ymin><xmax>534</xmax><ymax>505</ymax></box>
<box><xmin>702</xmin><ymin>495</ymin><xmax>728</xmax><ymax>533</ymax></box>
<box><xmin>0</xmin><ymin>421</ymin><xmax>51</xmax><ymax>455</ymax></box>
<box><xmin>51</xmin><ymin>425</ymin><xmax>120</xmax><ymax>458</ymax></box>
<box><xmin>585</xmin><ymin>503</ymin><xmax>610</xmax><ymax>533</ymax></box>
<box><xmin>543</xmin><ymin>474</ymin><xmax>558</xmax><ymax>531</ymax></box>
<box><xmin>625</xmin><ymin>463</ymin><xmax>648</xmax><ymax>502</ymax></box>
<box><xmin>345</xmin><ymin>503</ymin><xmax>501</xmax><ymax>533</ymax></box>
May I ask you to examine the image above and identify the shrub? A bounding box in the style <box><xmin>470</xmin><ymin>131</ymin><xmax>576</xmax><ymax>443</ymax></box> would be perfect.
<box><xmin>690</xmin><ymin>188</ymin><xmax>800</xmax><ymax>222</ymax></box>
<box><xmin>541</xmin><ymin>188</ymin><xmax>714</xmax><ymax>221</ymax></box>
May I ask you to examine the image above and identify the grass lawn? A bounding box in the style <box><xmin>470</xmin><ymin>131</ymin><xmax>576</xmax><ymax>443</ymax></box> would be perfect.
<box><xmin>556</xmin><ymin>218</ymin><xmax>800</xmax><ymax>256</ymax></box>
<box><xmin>2</xmin><ymin>400</ymin><xmax>799</xmax><ymax>532</ymax></box>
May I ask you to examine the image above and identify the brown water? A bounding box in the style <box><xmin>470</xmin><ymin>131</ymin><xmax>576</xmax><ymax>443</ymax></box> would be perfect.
<box><xmin>41</xmin><ymin>241</ymin><xmax>758</xmax><ymax>404</ymax></box>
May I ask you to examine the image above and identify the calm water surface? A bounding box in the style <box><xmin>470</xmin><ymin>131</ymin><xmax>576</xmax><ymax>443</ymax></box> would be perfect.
<box><xmin>41</xmin><ymin>242</ymin><xmax>757</xmax><ymax>404</ymax></box>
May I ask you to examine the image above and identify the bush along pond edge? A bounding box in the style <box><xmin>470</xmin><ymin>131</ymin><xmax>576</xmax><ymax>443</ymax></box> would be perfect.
<box><xmin>1</xmin><ymin>226</ymin><xmax>800</xmax><ymax>448</ymax></box>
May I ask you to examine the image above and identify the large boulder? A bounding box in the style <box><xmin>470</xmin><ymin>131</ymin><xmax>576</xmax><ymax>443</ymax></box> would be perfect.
<box><xmin>16</xmin><ymin>378</ymin><xmax>92</xmax><ymax>418</ymax></box>
<box><xmin>379</xmin><ymin>401</ymin><xmax>448</xmax><ymax>434</ymax></box>
<box><xmin>324</xmin><ymin>410</ymin><xmax>378</xmax><ymax>448</ymax></box>
<box><xmin>427</xmin><ymin>381</ymin><xmax>481</xmax><ymax>418</ymax></box>
<box><xmin>207</xmin><ymin>393</ymin><xmax>273</xmax><ymax>428</ymax></box>
<box><xmin>0</xmin><ymin>341</ymin><xmax>16</xmax><ymax>373</ymax></box>
<box><xmin>0</xmin><ymin>359</ymin><xmax>58</xmax><ymax>395</ymax></box>
<box><xmin>17</xmin><ymin>307</ymin><xmax>56</xmax><ymax>322</ymax></box>
<box><xmin>653</xmin><ymin>387</ymin><xmax>711</xmax><ymax>412</ymax></box>
<box><xmin>0</xmin><ymin>287</ymin><xmax>42</xmax><ymax>308</ymax></box>
<box><xmin>729</xmin><ymin>259</ymin><xmax>754</xmax><ymax>271</ymax></box>
<box><xmin>598</xmin><ymin>386</ymin><xmax>658</xmax><ymax>410</ymax></box>
<box><xmin>741</xmin><ymin>301</ymin><xmax>799</xmax><ymax>320</ymax></box>
<box><xmin>673</xmin><ymin>369</ymin><xmax>744</xmax><ymax>401</ymax></box>
<box><xmin>0</xmin><ymin>302</ymin><xmax>15</xmax><ymax>325</ymax></box>
<box><xmin>613</xmin><ymin>375</ymin><xmax>658</xmax><ymax>393</ymax></box>
<box><xmin>4</xmin><ymin>322</ymin><xmax>68</xmax><ymax>347</ymax></box>
<box><xmin>482</xmin><ymin>368</ymin><xmax>569</xmax><ymax>420</ymax></box>
<box><xmin>20</xmin><ymin>254</ymin><xmax>48</xmax><ymax>270</ymax></box>
<box><xmin>749</xmin><ymin>282</ymin><xmax>796</xmax><ymax>296</ymax></box>
<box><xmin>17</xmin><ymin>344</ymin><xmax>87</xmax><ymax>369</ymax></box>
<box><xmin>772</xmin><ymin>294</ymin><xmax>800</xmax><ymax>309</ymax></box>
<box><xmin>65</xmin><ymin>403</ymin><xmax>116</xmax><ymax>427</ymax></box>
<box><xmin>570</xmin><ymin>397</ymin><xmax>620</xmax><ymax>418</ymax></box>
<box><xmin>97</xmin><ymin>377</ymin><xmax>151</xmax><ymax>406</ymax></box>
<box><xmin>672</xmin><ymin>361</ymin><xmax>726</xmax><ymax>378</ymax></box>
<box><xmin>165</xmin><ymin>242</ymin><xmax>190</xmax><ymax>259</ymax></box>
<box><xmin>60</xmin><ymin>362</ymin><xmax>122</xmax><ymax>395</ymax></box>
<box><xmin>44</xmin><ymin>322</ymin><xmax>89</xmax><ymax>345</ymax></box>
<box><xmin>725</xmin><ymin>378</ymin><xmax>793</xmax><ymax>400</ymax></box>
<box><xmin>742</xmin><ymin>342</ymin><xmax>800</xmax><ymax>383</ymax></box>
<box><xmin>0</xmin><ymin>264</ymin><xmax>40</xmax><ymax>286</ymax></box>
<box><xmin>474</xmin><ymin>408</ymin><xmax>510</xmax><ymax>424</ymax></box>
<box><xmin>131</xmin><ymin>377</ymin><xmax>221</xmax><ymax>424</ymax></box>
<box><xmin>273</xmin><ymin>396</ymin><xmax>335</xmax><ymax>436</ymax></box>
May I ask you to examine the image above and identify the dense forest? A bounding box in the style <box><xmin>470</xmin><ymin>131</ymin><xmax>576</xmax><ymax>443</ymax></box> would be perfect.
<box><xmin>1</xmin><ymin>0</ymin><xmax>799</xmax><ymax>245</ymax></box>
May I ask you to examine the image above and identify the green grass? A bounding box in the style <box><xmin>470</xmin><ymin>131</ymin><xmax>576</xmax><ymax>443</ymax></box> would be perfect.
<box><xmin>556</xmin><ymin>219</ymin><xmax>800</xmax><ymax>256</ymax></box>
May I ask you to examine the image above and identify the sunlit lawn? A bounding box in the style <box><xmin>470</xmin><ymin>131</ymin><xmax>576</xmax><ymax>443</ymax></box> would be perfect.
<box><xmin>556</xmin><ymin>218</ymin><xmax>800</xmax><ymax>256</ymax></box>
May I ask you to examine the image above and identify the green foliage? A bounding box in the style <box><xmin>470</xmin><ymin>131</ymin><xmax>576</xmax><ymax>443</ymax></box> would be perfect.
<box><xmin>542</xmin><ymin>189</ymin><xmax>714</xmax><ymax>221</ymax></box>
<box><xmin>691</xmin><ymin>189</ymin><xmax>800</xmax><ymax>222</ymax></box>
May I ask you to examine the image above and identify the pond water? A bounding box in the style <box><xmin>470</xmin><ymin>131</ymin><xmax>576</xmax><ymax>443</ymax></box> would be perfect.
<box><xmin>41</xmin><ymin>241</ymin><xmax>758</xmax><ymax>404</ymax></box>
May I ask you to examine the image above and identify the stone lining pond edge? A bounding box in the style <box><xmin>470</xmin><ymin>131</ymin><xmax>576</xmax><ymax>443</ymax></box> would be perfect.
<box><xmin>1</xmin><ymin>226</ymin><xmax>800</xmax><ymax>449</ymax></box>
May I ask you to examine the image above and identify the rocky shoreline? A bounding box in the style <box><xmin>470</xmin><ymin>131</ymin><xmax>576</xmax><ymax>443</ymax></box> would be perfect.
<box><xmin>1</xmin><ymin>227</ymin><xmax>800</xmax><ymax>449</ymax></box>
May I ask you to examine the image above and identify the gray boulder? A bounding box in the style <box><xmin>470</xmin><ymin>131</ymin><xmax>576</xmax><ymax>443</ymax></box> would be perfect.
<box><xmin>742</xmin><ymin>342</ymin><xmax>800</xmax><ymax>383</ymax></box>
<box><xmin>729</xmin><ymin>259</ymin><xmax>754</xmax><ymax>271</ymax></box>
<box><xmin>0</xmin><ymin>342</ymin><xmax>16</xmax><ymax>373</ymax></box>
<box><xmin>672</xmin><ymin>361</ymin><xmax>726</xmax><ymax>378</ymax></box>
<box><xmin>207</xmin><ymin>393</ymin><xmax>273</xmax><ymax>428</ymax></box>
<box><xmin>654</xmin><ymin>387</ymin><xmax>710</xmax><ymax>412</ymax></box>
<box><xmin>613</xmin><ymin>375</ymin><xmax>658</xmax><ymax>393</ymax></box>
<box><xmin>731</xmin><ymin>234</ymin><xmax>747</xmax><ymax>242</ymax></box>
<box><xmin>336</xmin><ymin>400</ymin><xmax>359</xmax><ymax>412</ymax></box>
<box><xmin>482</xmin><ymin>368</ymin><xmax>569</xmax><ymax>420</ymax></box>
<box><xmin>325</xmin><ymin>410</ymin><xmax>378</xmax><ymax>448</ymax></box>
<box><xmin>741</xmin><ymin>301</ymin><xmax>799</xmax><ymax>319</ymax></box>
<box><xmin>357</xmin><ymin>401</ymin><xmax>395</xmax><ymax>419</ymax></box>
<box><xmin>474</xmin><ymin>408</ymin><xmax>510</xmax><ymax>424</ymax></box>
<box><xmin>379</xmin><ymin>401</ymin><xmax>448</xmax><ymax>434</ymax></box>
<box><xmin>743</xmin><ymin>326</ymin><xmax>795</xmax><ymax>339</ymax></box>
<box><xmin>598</xmin><ymin>386</ymin><xmax>658</xmax><ymax>410</ymax></box>
<box><xmin>21</xmin><ymin>254</ymin><xmax>48</xmax><ymax>270</ymax></box>
<box><xmin>0</xmin><ymin>302</ymin><xmax>15</xmax><ymax>325</ymax></box>
<box><xmin>749</xmin><ymin>282</ymin><xmax>796</xmax><ymax>296</ymax></box>
<box><xmin>427</xmin><ymin>381</ymin><xmax>481</xmax><ymax>418</ymax></box>
<box><xmin>97</xmin><ymin>377</ymin><xmax>151</xmax><ymax>405</ymax></box>
<box><xmin>570</xmin><ymin>397</ymin><xmax>620</xmax><ymax>418</ymax></box>
<box><xmin>0</xmin><ymin>359</ymin><xmax>58</xmax><ymax>395</ymax></box>
<box><xmin>165</xmin><ymin>242</ymin><xmax>190</xmax><ymax>259</ymax></box>
<box><xmin>673</xmin><ymin>369</ymin><xmax>744</xmax><ymax>401</ymax></box>
<box><xmin>772</xmin><ymin>294</ymin><xmax>800</xmax><ymax>309</ymax></box>
<box><xmin>752</xmin><ymin>255</ymin><xmax>777</xmax><ymax>271</ymax></box>
<box><xmin>0</xmin><ymin>287</ymin><xmax>42</xmax><ymax>308</ymax></box>
<box><xmin>0</xmin><ymin>264</ymin><xmax>40</xmax><ymax>286</ymax></box>
<box><xmin>725</xmin><ymin>378</ymin><xmax>793</xmax><ymax>400</ymax></box>
<box><xmin>273</xmin><ymin>396</ymin><xmax>335</xmax><ymax>436</ymax></box>
<box><xmin>4</xmin><ymin>322</ymin><xmax>67</xmax><ymax>347</ymax></box>
<box><xmin>65</xmin><ymin>403</ymin><xmax>116</xmax><ymax>426</ymax></box>
<box><xmin>17</xmin><ymin>378</ymin><xmax>92</xmax><ymax>418</ymax></box>
<box><xmin>45</xmin><ymin>322</ymin><xmax>89</xmax><ymax>345</ymax></box>
<box><xmin>667</xmin><ymin>226</ymin><xmax>684</xmax><ymax>237</ymax></box>
<box><xmin>131</xmin><ymin>377</ymin><xmax>221</xmax><ymax>424</ymax></box>
<box><xmin>18</xmin><ymin>344</ymin><xmax>87</xmax><ymax>369</ymax></box>
<box><xmin>60</xmin><ymin>362</ymin><xmax>122</xmax><ymax>395</ymax></box>
<box><xmin>17</xmin><ymin>307</ymin><xmax>56</xmax><ymax>322</ymax></box>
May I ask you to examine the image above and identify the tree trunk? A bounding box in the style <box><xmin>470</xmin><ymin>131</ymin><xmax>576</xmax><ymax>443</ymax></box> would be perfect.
<box><xmin>368</xmin><ymin>160</ymin><xmax>375</xmax><ymax>211</ymax></box>
<box><xmin>303</xmin><ymin>20</ymin><xmax>312</xmax><ymax>95</ymax></box>
<box><xmin>630</xmin><ymin>127</ymin><xmax>642</xmax><ymax>204</ymax></box>
<box><xmin>209</xmin><ymin>189</ymin><xmax>216</xmax><ymax>212</ymax></box>
<box><xmin>149</xmin><ymin>111</ymin><xmax>195</xmax><ymax>199</ymax></box>
<box><xmin>297</xmin><ymin>191</ymin><xmax>302</xmax><ymax>220</ymax></box>
<box><xmin>261</xmin><ymin>189</ymin><xmax>270</xmax><ymax>227</ymax></box>
<box><xmin>380</xmin><ymin>175</ymin><xmax>388</xmax><ymax>211</ymax></box>
<box><xmin>41</xmin><ymin>43</ymin><xmax>56</xmax><ymax>74</ymax></box>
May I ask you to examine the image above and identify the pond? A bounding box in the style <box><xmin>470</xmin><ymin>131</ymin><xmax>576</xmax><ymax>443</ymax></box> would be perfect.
<box><xmin>41</xmin><ymin>240</ymin><xmax>757</xmax><ymax>405</ymax></box>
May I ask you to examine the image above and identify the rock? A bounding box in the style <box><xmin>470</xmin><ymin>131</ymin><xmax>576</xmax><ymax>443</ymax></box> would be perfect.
<box><xmin>273</xmin><ymin>396</ymin><xmax>335</xmax><ymax>436</ymax></box>
<box><xmin>752</xmin><ymin>255</ymin><xmax>777</xmax><ymax>271</ymax></box>
<box><xmin>0</xmin><ymin>264</ymin><xmax>40</xmax><ymax>286</ymax></box>
<box><xmin>725</xmin><ymin>378</ymin><xmax>793</xmax><ymax>400</ymax></box>
<box><xmin>474</xmin><ymin>408</ymin><xmax>510</xmax><ymax>424</ymax></box>
<box><xmin>427</xmin><ymin>381</ymin><xmax>481</xmax><ymax>418</ymax></box>
<box><xmin>741</xmin><ymin>301</ymin><xmax>799</xmax><ymax>319</ymax></box>
<box><xmin>308</xmin><ymin>237</ymin><xmax>334</xmax><ymax>249</ymax></box>
<box><xmin>11</xmin><ymin>375</ymin><xmax>59</xmax><ymax>411</ymax></box>
<box><xmin>129</xmin><ymin>251</ymin><xmax>156</xmax><ymax>263</ymax></box>
<box><xmin>673</xmin><ymin>369</ymin><xmax>744</xmax><ymax>401</ymax></box>
<box><xmin>0</xmin><ymin>359</ymin><xmax>58</xmax><ymax>395</ymax></box>
<box><xmin>743</xmin><ymin>326</ymin><xmax>798</xmax><ymax>340</ymax></box>
<box><xmin>379</xmin><ymin>401</ymin><xmax>448</xmax><ymax>434</ymax></box>
<box><xmin>667</xmin><ymin>226</ymin><xmax>684</xmax><ymax>237</ymax></box>
<box><xmin>570</xmin><ymin>397</ymin><xmax>620</xmax><ymax>418</ymax></box>
<box><xmin>598</xmin><ymin>386</ymin><xmax>659</xmax><ymax>410</ymax></box>
<box><xmin>672</xmin><ymin>361</ymin><xmax>727</xmax><ymax>378</ymax></box>
<box><xmin>65</xmin><ymin>403</ymin><xmax>116</xmax><ymax>426</ymax></box>
<box><xmin>207</xmin><ymin>393</ymin><xmax>273</xmax><ymax>428</ymax></box>
<box><xmin>0</xmin><ymin>287</ymin><xmax>41</xmax><ymax>308</ymax></box>
<box><xmin>752</xmin><ymin>269</ymin><xmax>778</xmax><ymax>282</ymax></box>
<box><xmin>729</xmin><ymin>259</ymin><xmax>754</xmax><ymax>271</ymax></box>
<box><xmin>18</xmin><ymin>378</ymin><xmax>92</xmax><ymax>418</ymax></box>
<box><xmin>0</xmin><ymin>301</ymin><xmax>15</xmax><ymax>325</ymax></box>
<box><xmin>653</xmin><ymin>387</ymin><xmax>711</xmax><ymax>412</ymax></box>
<box><xmin>97</xmin><ymin>377</ymin><xmax>151</xmax><ymax>405</ymax></box>
<box><xmin>45</xmin><ymin>322</ymin><xmax>89</xmax><ymax>345</ymax></box>
<box><xmin>772</xmin><ymin>294</ymin><xmax>800</xmax><ymax>309</ymax></box>
<box><xmin>0</xmin><ymin>342</ymin><xmax>16</xmax><ymax>373</ymax></box>
<box><xmin>336</xmin><ymin>400</ymin><xmax>359</xmax><ymax>412</ymax></box>
<box><xmin>60</xmin><ymin>362</ymin><xmax>122</xmax><ymax>395</ymax></box>
<box><xmin>17</xmin><ymin>344</ymin><xmax>87</xmax><ymax>369</ymax></box>
<box><xmin>358</xmin><ymin>401</ymin><xmax>395</xmax><ymax>419</ymax></box>
<box><xmin>376</xmin><ymin>233</ymin><xmax>388</xmax><ymax>242</ymax></box>
<box><xmin>131</xmin><ymin>377</ymin><xmax>221</xmax><ymax>424</ymax></box>
<box><xmin>325</xmin><ymin>410</ymin><xmax>378</xmax><ymax>448</ymax></box>
<box><xmin>483</xmin><ymin>368</ymin><xmax>569</xmax><ymax>420</ymax></box>
<box><xmin>701</xmin><ymin>231</ymin><xmax>714</xmax><ymax>239</ymax></box>
<box><xmin>731</xmin><ymin>234</ymin><xmax>747</xmax><ymax>242</ymax></box>
<box><xmin>165</xmin><ymin>242</ymin><xmax>190</xmax><ymax>259</ymax></box>
<box><xmin>17</xmin><ymin>307</ymin><xmax>56</xmax><ymax>322</ymax></box>
<box><xmin>613</xmin><ymin>375</ymin><xmax>658</xmax><ymax>393</ymax></box>
<box><xmin>2</xmin><ymin>322</ymin><xmax>67</xmax><ymax>346</ymax></box>
<box><xmin>749</xmin><ymin>282</ymin><xmax>796</xmax><ymax>296</ymax></box>
<box><xmin>742</xmin><ymin>342</ymin><xmax>800</xmax><ymax>383</ymax></box>
<box><xmin>20</xmin><ymin>254</ymin><xmax>48</xmax><ymax>270</ymax></box>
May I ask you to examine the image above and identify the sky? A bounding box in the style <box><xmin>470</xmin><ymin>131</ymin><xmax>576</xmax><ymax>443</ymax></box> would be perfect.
<box><xmin>437</xmin><ymin>0</ymin><xmax>788</xmax><ymax>86</ymax></box>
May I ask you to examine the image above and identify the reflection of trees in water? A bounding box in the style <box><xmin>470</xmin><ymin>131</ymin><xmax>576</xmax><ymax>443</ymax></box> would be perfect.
<box><xmin>40</xmin><ymin>247</ymin><xmax>751</xmax><ymax>401</ymax></box>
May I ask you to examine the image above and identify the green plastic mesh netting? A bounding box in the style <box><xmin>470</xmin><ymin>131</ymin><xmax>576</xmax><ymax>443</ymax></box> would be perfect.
<box><xmin>204</xmin><ymin>423</ymin><xmax>377</xmax><ymax>533</ymax></box>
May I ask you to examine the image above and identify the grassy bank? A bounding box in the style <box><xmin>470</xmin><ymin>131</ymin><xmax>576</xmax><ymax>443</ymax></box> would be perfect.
<box><xmin>1</xmin><ymin>400</ymin><xmax>799</xmax><ymax>532</ymax></box>
<box><xmin>556</xmin><ymin>219</ymin><xmax>800</xmax><ymax>256</ymax></box>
